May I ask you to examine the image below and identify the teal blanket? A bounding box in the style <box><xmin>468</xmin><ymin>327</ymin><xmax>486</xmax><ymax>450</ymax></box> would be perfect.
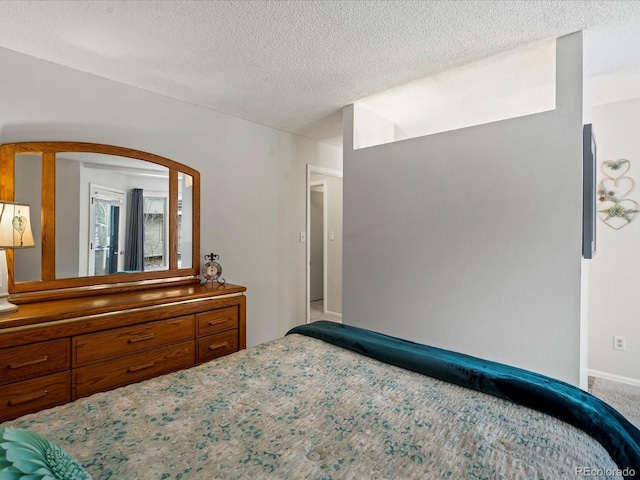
<box><xmin>288</xmin><ymin>321</ymin><xmax>640</xmax><ymax>474</ymax></box>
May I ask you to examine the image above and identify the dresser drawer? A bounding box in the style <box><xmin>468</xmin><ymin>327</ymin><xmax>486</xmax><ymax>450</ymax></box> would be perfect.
<box><xmin>73</xmin><ymin>341</ymin><xmax>194</xmax><ymax>398</ymax></box>
<box><xmin>197</xmin><ymin>329</ymin><xmax>239</xmax><ymax>363</ymax></box>
<box><xmin>196</xmin><ymin>307</ymin><xmax>238</xmax><ymax>337</ymax></box>
<box><xmin>73</xmin><ymin>315</ymin><xmax>194</xmax><ymax>366</ymax></box>
<box><xmin>0</xmin><ymin>339</ymin><xmax>70</xmax><ymax>386</ymax></box>
<box><xmin>0</xmin><ymin>371</ymin><xmax>71</xmax><ymax>422</ymax></box>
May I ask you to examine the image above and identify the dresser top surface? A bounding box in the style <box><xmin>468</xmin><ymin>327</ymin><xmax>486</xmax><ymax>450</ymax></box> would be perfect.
<box><xmin>0</xmin><ymin>282</ymin><xmax>246</xmax><ymax>331</ymax></box>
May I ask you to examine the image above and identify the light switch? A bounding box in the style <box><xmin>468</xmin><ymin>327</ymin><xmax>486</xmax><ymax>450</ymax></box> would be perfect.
<box><xmin>329</xmin><ymin>231</ymin><xmax>335</xmax><ymax>241</ymax></box>
<box><xmin>300</xmin><ymin>231</ymin><xmax>306</xmax><ymax>243</ymax></box>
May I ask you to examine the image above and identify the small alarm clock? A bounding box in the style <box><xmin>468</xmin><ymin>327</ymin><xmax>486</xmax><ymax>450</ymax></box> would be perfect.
<box><xmin>200</xmin><ymin>252</ymin><xmax>226</xmax><ymax>285</ymax></box>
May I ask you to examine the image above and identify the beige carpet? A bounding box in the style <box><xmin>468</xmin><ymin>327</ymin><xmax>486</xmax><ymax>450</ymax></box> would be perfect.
<box><xmin>589</xmin><ymin>376</ymin><xmax>640</xmax><ymax>429</ymax></box>
<box><xmin>310</xmin><ymin>300</ymin><xmax>342</xmax><ymax>323</ymax></box>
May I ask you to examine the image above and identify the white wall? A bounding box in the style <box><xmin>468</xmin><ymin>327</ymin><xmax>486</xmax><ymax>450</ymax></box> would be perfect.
<box><xmin>0</xmin><ymin>47</ymin><xmax>342</xmax><ymax>347</ymax></box>
<box><xmin>343</xmin><ymin>33</ymin><xmax>585</xmax><ymax>385</ymax></box>
<box><xmin>354</xmin><ymin>39</ymin><xmax>556</xmax><ymax>148</ymax></box>
<box><xmin>589</xmin><ymin>97</ymin><xmax>640</xmax><ymax>384</ymax></box>
<box><xmin>353</xmin><ymin>105</ymin><xmax>396</xmax><ymax>150</ymax></box>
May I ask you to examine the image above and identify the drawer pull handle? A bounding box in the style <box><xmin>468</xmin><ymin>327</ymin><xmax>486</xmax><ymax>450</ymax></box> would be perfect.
<box><xmin>9</xmin><ymin>390</ymin><xmax>48</xmax><ymax>406</ymax></box>
<box><xmin>208</xmin><ymin>342</ymin><xmax>229</xmax><ymax>351</ymax></box>
<box><xmin>128</xmin><ymin>333</ymin><xmax>155</xmax><ymax>344</ymax></box>
<box><xmin>9</xmin><ymin>356</ymin><xmax>49</xmax><ymax>369</ymax></box>
<box><xmin>127</xmin><ymin>361</ymin><xmax>155</xmax><ymax>373</ymax></box>
<box><xmin>208</xmin><ymin>318</ymin><xmax>230</xmax><ymax>326</ymax></box>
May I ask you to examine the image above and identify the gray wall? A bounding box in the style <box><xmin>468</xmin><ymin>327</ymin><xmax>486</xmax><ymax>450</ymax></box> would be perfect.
<box><xmin>310</xmin><ymin>189</ymin><xmax>323</xmax><ymax>302</ymax></box>
<box><xmin>13</xmin><ymin>155</ymin><xmax>42</xmax><ymax>282</ymax></box>
<box><xmin>0</xmin><ymin>46</ymin><xmax>342</xmax><ymax>347</ymax></box>
<box><xmin>342</xmin><ymin>33</ymin><xmax>585</xmax><ymax>385</ymax></box>
<box><xmin>55</xmin><ymin>158</ymin><xmax>81</xmax><ymax>279</ymax></box>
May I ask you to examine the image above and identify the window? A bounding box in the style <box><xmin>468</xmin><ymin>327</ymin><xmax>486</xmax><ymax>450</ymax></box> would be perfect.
<box><xmin>143</xmin><ymin>195</ymin><xmax>168</xmax><ymax>270</ymax></box>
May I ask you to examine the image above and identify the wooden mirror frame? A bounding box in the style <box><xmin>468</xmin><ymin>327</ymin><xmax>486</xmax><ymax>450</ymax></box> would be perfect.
<box><xmin>0</xmin><ymin>142</ymin><xmax>200</xmax><ymax>302</ymax></box>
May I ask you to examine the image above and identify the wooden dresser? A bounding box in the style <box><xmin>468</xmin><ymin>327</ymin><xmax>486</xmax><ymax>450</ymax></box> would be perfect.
<box><xmin>0</xmin><ymin>282</ymin><xmax>246</xmax><ymax>422</ymax></box>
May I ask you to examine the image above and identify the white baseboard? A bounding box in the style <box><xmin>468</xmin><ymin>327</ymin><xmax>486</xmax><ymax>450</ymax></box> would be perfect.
<box><xmin>325</xmin><ymin>310</ymin><xmax>342</xmax><ymax>318</ymax></box>
<box><xmin>588</xmin><ymin>369</ymin><xmax>640</xmax><ymax>387</ymax></box>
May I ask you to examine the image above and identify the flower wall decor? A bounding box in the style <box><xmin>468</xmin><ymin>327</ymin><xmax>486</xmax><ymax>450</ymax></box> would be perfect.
<box><xmin>597</xmin><ymin>159</ymin><xmax>640</xmax><ymax>230</ymax></box>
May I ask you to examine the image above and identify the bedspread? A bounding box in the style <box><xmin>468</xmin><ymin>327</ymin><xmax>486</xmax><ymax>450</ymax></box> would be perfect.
<box><xmin>4</xmin><ymin>332</ymin><xmax>623</xmax><ymax>479</ymax></box>
<box><xmin>290</xmin><ymin>321</ymin><xmax>640</xmax><ymax>473</ymax></box>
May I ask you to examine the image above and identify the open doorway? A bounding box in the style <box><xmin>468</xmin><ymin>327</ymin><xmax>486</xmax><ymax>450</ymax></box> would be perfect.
<box><xmin>306</xmin><ymin>165</ymin><xmax>343</xmax><ymax>324</ymax></box>
<box><xmin>309</xmin><ymin>183</ymin><xmax>325</xmax><ymax>309</ymax></box>
<box><xmin>88</xmin><ymin>184</ymin><xmax>125</xmax><ymax>275</ymax></box>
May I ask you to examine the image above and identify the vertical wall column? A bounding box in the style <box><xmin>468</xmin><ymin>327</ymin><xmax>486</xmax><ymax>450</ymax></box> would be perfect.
<box><xmin>556</xmin><ymin>32</ymin><xmax>588</xmax><ymax>389</ymax></box>
<box><xmin>342</xmin><ymin>33</ymin><xmax>585</xmax><ymax>385</ymax></box>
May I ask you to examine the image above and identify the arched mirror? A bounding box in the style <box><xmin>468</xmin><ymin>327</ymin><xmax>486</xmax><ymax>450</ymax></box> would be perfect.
<box><xmin>0</xmin><ymin>142</ymin><xmax>200</xmax><ymax>301</ymax></box>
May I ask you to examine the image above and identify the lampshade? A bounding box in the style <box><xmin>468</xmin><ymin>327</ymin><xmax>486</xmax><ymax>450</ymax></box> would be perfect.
<box><xmin>0</xmin><ymin>202</ymin><xmax>35</xmax><ymax>248</ymax></box>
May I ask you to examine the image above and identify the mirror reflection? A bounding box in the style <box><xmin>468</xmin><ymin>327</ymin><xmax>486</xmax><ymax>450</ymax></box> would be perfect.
<box><xmin>178</xmin><ymin>172</ymin><xmax>193</xmax><ymax>271</ymax></box>
<box><xmin>1</xmin><ymin>141</ymin><xmax>200</xmax><ymax>297</ymax></box>
<box><xmin>14</xmin><ymin>154</ymin><xmax>42</xmax><ymax>283</ymax></box>
<box><xmin>56</xmin><ymin>153</ymin><xmax>171</xmax><ymax>278</ymax></box>
<box><xmin>13</xmin><ymin>151</ymin><xmax>194</xmax><ymax>281</ymax></box>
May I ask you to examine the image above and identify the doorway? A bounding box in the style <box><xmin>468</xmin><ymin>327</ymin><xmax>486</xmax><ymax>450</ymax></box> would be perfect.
<box><xmin>88</xmin><ymin>184</ymin><xmax>125</xmax><ymax>275</ymax></box>
<box><xmin>309</xmin><ymin>182</ymin><xmax>325</xmax><ymax>316</ymax></box>
<box><xmin>306</xmin><ymin>165</ymin><xmax>343</xmax><ymax>324</ymax></box>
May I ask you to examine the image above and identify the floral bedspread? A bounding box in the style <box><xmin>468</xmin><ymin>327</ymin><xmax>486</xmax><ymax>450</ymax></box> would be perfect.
<box><xmin>3</xmin><ymin>334</ymin><xmax>620</xmax><ymax>479</ymax></box>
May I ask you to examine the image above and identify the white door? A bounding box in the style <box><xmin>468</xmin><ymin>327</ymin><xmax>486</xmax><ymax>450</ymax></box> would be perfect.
<box><xmin>88</xmin><ymin>184</ymin><xmax>125</xmax><ymax>275</ymax></box>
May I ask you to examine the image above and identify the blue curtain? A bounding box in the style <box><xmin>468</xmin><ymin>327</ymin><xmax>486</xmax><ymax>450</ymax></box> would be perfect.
<box><xmin>124</xmin><ymin>188</ymin><xmax>144</xmax><ymax>271</ymax></box>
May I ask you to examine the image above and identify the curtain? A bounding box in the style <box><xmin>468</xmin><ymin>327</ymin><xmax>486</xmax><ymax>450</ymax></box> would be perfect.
<box><xmin>124</xmin><ymin>188</ymin><xmax>144</xmax><ymax>271</ymax></box>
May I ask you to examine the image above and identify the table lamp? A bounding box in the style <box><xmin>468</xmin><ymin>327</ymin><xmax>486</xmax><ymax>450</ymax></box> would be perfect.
<box><xmin>0</xmin><ymin>202</ymin><xmax>35</xmax><ymax>314</ymax></box>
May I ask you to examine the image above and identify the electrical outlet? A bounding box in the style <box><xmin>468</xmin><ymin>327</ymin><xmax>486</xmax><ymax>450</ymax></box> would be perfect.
<box><xmin>613</xmin><ymin>335</ymin><xmax>626</xmax><ymax>351</ymax></box>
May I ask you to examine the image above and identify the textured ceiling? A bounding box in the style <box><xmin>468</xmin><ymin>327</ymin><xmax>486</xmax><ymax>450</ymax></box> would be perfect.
<box><xmin>0</xmin><ymin>1</ymin><xmax>639</xmax><ymax>144</ymax></box>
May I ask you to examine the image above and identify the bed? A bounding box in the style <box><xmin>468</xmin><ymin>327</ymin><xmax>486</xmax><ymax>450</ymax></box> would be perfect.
<box><xmin>1</xmin><ymin>321</ymin><xmax>639</xmax><ymax>479</ymax></box>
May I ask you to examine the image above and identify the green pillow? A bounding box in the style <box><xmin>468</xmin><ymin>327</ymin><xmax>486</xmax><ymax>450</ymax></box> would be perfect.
<box><xmin>0</xmin><ymin>427</ymin><xmax>91</xmax><ymax>480</ymax></box>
